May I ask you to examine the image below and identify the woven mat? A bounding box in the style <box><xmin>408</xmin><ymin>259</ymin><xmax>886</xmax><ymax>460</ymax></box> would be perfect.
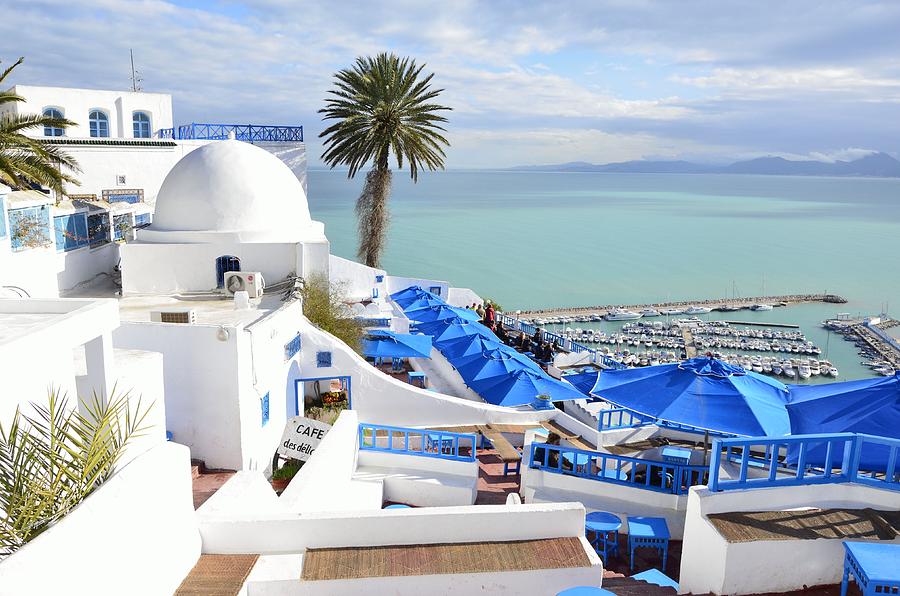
<box><xmin>708</xmin><ymin>508</ymin><xmax>900</xmax><ymax>543</ymax></box>
<box><xmin>301</xmin><ymin>537</ymin><xmax>590</xmax><ymax>581</ymax></box>
<box><xmin>175</xmin><ymin>554</ymin><xmax>259</xmax><ymax>596</ymax></box>
<box><xmin>604</xmin><ymin>438</ymin><xmax>699</xmax><ymax>456</ymax></box>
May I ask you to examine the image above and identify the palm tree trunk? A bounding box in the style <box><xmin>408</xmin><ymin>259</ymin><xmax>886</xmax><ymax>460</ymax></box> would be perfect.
<box><xmin>356</xmin><ymin>159</ymin><xmax>392</xmax><ymax>267</ymax></box>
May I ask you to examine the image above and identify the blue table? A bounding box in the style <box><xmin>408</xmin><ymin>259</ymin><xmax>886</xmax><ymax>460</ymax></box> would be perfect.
<box><xmin>599</xmin><ymin>467</ymin><xmax>628</xmax><ymax>481</ymax></box>
<box><xmin>660</xmin><ymin>446</ymin><xmax>692</xmax><ymax>465</ymax></box>
<box><xmin>562</xmin><ymin>452</ymin><xmax>590</xmax><ymax>472</ymax></box>
<box><xmin>627</xmin><ymin>516</ymin><xmax>670</xmax><ymax>572</ymax></box>
<box><xmin>632</xmin><ymin>568</ymin><xmax>679</xmax><ymax>590</ymax></box>
<box><xmin>407</xmin><ymin>371</ymin><xmax>427</xmax><ymax>387</ymax></box>
<box><xmin>384</xmin><ymin>504</ymin><xmax>411</xmax><ymax>510</ymax></box>
<box><xmin>556</xmin><ymin>587</ymin><xmax>615</xmax><ymax>596</ymax></box>
<box><xmin>841</xmin><ymin>541</ymin><xmax>900</xmax><ymax>596</ymax></box>
<box><xmin>585</xmin><ymin>511</ymin><xmax>622</xmax><ymax>562</ymax></box>
<box><xmin>426</xmin><ymin>433</ymin><xmax>454</xmax><ymax>454</ymax></box>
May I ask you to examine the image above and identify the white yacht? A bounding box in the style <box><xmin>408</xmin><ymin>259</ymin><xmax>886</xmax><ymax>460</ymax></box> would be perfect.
<box><xmin>750</xmin><ymin>303</ymin><xmax>774</xmax><ymax>311</ymax></box>
<box><xmin>660</xmin><ymin>308</ymin><xmax>684</xmax><ymax>315</ymax></box>
<box><xmin>798</xmin><ymin>361</ymin><xmax>812</xmax><ymax>379</ymax></box>
<box><xmin>604</xmin><ymin>309</ymin><xmax>643</xmax><ymax>321</ymax></box>
<box><xmin>684</xmin><ymin>305</ymin><xmax>712</xmax><ymax>315</ymax></box>
<box><xmin>639</xmin><ymin>308</ymin><xmax>661</xmax><ymax>317</ymax></box>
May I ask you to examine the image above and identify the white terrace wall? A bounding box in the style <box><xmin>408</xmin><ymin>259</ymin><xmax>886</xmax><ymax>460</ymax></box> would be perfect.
<box><xmin>679</xmin><ymin>483</ymin><xmax>900</xmax><ymax>595</ymax></box>
<box><xmin>329</xmin><ymin>254</ymin><xmax>386</xmax><ymax>302</ymax></box>
<box><xmin>0</xmin><ymin>442</ymin><xmax>199</xmax><ymax>596</ymax></box>
<box><xmin>200</xmin><ymin>501</ymin><xmax>589</xmax><ymax>554</ymax></box>
<box><xmin>297</xmin><ymin>319</ymin><xmax>556</xmax><ymax>428</ymax></box>
<box><xmin>386</xmin><ymin>274</ymin><xmax>450</xmax><ymax>301</ymax></box>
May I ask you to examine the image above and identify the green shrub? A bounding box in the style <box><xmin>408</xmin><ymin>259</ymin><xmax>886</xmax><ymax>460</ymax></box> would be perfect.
<box><xmin>301</xmin><ymin>273</ymin><xmax>364</xmax><ymax>353</ymax></box>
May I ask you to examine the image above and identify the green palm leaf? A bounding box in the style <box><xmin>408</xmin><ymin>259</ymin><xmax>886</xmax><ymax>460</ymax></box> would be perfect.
<box><xmin>0</xmin><ymin>56</ymin><xmax>80</xmax><ymax>197</ymax></box>
<box><xmin>319</xmin><ymin>52</ymin><xmax>451</xmax><ymax>266</ymax></box>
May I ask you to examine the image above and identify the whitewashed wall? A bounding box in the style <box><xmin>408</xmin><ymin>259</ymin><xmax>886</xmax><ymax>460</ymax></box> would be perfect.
<box><xmin>328</xmin><ymin>254</ymin><xmax>386</xmax><ymax>302</ymax></box>
<box><xmin>446</xmin><ymin>287</ymin><xmax>482</xmax><ymax>308</ymax></box>
<box><xmin>0</xmin><ymin>442</ymin><xmax>199</xmax><ymax>596</ymax></box>
<box><xmin>296</xmin><ymin>319</ymin><xmax>555</xmax><ymax>429</ymax></box>
<box><xmin>679</xmin><ymin>483</ymin><xmax>900</xmax><ymax>595</ymax></box>
<box><xmin>386</xmin><ymin>275</ymin><xmax>449</xmax><ymax>301</ymax></box>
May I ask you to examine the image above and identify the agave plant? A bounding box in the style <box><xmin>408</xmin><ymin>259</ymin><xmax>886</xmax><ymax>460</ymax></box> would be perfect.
<box><xmin>0</xmin><ymin>389</ymin><xmax>151</xmax><ymax>559</ymax></box>
<box><xmin>0</xmin><ymin>57</ymin><xmax>80</xmax><ymax>197</ymax></box>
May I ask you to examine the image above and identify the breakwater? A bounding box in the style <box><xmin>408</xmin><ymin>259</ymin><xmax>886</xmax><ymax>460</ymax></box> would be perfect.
<box><xmin>517</xmin><ymin>293</ymin><xmax>847</xmax><ymax>317</ymax></box>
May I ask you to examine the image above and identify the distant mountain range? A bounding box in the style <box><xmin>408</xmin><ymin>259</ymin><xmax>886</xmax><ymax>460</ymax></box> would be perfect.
<box><xmin>509</xmin><ymin>152</ymin><xmax>900</xmax><ymax>177</ymax></box>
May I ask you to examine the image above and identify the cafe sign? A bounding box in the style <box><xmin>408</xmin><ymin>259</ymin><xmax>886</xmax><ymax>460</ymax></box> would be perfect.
<box><xmin>277</xmin><ymin>416</ymin><xmax>332</xmax><ymax>462</ymax></box>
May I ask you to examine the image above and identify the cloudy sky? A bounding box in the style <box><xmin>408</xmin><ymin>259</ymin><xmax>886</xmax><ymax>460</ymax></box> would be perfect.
<box><xmin>2</xmin><ymin>0</ymin><xmax>899</xmax><ymax>167</ymax></box>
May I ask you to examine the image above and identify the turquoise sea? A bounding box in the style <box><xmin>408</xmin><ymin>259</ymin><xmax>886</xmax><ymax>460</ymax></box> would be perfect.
<box><xmin>307</xmin><ymin>170</ymin><xmax>900</xmax><ymax>381</ymax></box>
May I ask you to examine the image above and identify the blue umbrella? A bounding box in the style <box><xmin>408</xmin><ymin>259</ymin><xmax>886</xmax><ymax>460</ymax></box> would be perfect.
<box><xmin>402</xmin><ymin>296</ymin><xmax>447</xmax><ymax>312</ymax></box>
<box><xmin>417</xmin><ymin>320</ymin><xmax>499</xmax><ymax>348</ymax></box>
<box><xmin>451</xmin><ymin>344</ymin><xmax>543</xmax><ymax>373</ymax></box>
<box><xmin>391</xmin><ymin>286</ymin><xmax>443</xmax><ymax>309</ymax></box>
<box><xmin>361</xmin><ymin>330</ymin><xmax>433</xmax><ymax>359</ymax></box>
<box><xmin>439</xmin><ymin>335</ymin><xmax>505</xmax><ymax>361</ymax></box>
<box><xmin>591</xmin><ymin>356</ymin><xmax>792</xmax><ymax>437</ymax></box>
<box><xmin>785</xmin><ymin>372</ymin><xmax>900</xmax><ymax>471</ymax></box>
<box><xmin>405</xmin><ymin>304</ymin><xmax>481</xmax><ymax>324</ymax></box>
<box><xmin>473</xmin><ymin>368</ymin><xmax>586</xmax><ymax>407</ymax></box>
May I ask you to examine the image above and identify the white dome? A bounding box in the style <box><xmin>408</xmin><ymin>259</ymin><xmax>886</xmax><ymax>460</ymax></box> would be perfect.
<box><xmin>148</xmin><ymin>140</ymin><xmax>314</xmax><ymax>241</ymax></box>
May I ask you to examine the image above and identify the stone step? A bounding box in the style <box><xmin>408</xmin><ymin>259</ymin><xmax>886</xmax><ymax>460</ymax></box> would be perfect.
<box><xmin>603</xmin><ymin>576</ymin><xmax>678</xmax><ymax>596</ymax></box>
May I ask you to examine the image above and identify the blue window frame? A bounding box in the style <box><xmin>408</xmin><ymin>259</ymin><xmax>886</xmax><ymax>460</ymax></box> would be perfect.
<box><xmin>429</xmin><ymin>286</ymin><xmax>442</xmax><ymax>296</ymax></box>
<box><xmin>89</xmin><ymin>110</ymin><xmax>109</xmax><ymax>138</ymax></box>
<box><xmin>215</xmin><ymin>255</ymin><xmax>241</xmax><ymax>288</ymax></box>
<box><xmin>9</xmin><ymin>205</ymin><xmax>51</xmax><ymax>251</ymax></box>
<box><xmin>316</xmin><ymin>351</ymin><xmax>332</xmax><ymax>368</ymax></box>
<box><xmin>375</xmin><ymin>274</ymin><xmax>384</xmax><ymax>283</ymax></box>
<box><xmin>0</xmin><ymin>197</ymin><xmax>7</xmax><ymax>238</ymax></box>
<box><xmin>134</xmin><ymin>212</ymin><xmax>151</xmax><ymax>227</ymax></box>
<box><xmin>261</xmin><ymin>392</ymin><xmax>270</xmax><ymax>426</ymax></box>
<box><xmin>285</xmin><ymin>333</ymin><xmax>302</xmax><ymax>360</ymax></box>
<box><xmin>133</xmin><ymin>111</ymin><xmax>151</xmax><ymax>138</ymax></box>
<box><xmin>43</xmin><ymin>108</ymin><xmax>64</xmax><ymax>137</ymax></box>
<box><xmin>53</xmin><ymin>213</ymin><xmax>89</xmax><ymax>252</ymax></box>
<box><xmin>87</xmin><ymin>212</ymin><xmax>110</xmax><ymax>248</ymax></box>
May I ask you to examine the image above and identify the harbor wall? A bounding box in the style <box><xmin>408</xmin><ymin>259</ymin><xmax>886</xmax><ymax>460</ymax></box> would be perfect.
<box><xmin>520</xmin><ymin>293</ymin><xmax>846</xmax><ymax>317</ymax></box>
<box><xmin>679</xmin><ymin>483</ymin><xmax>900</xmax><ymax>595</ymax></box>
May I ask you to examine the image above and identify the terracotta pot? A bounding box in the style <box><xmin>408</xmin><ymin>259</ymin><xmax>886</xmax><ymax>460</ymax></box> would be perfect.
<box><xmin>271</xmin><ymin>478</ymin><xmax>290</xmax><ymax>492</ymax></box>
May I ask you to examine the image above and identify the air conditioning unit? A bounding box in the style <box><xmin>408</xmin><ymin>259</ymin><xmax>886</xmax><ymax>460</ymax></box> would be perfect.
<box><xmin>150</xmin><ymin>309</ymin><xmax>196</xmax><ymax>324</ymax></box>
<box><xmin>224</xmin><ymin>271</ymin><xmax>264</xmax><ymax>298</ymax></box>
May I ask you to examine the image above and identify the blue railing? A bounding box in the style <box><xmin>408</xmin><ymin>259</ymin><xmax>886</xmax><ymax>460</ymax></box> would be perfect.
<box><xmin>708</xmin><ymin>433</ymin><xmax>900</xmax><ymax>492</ymax></box>
<box><xmin>358</xmin><ymin>423</ymin><xmax>477</xmax><ymax>462</ymax></box>
<box><xmin>529</xmin><ymin>442</ymin><xmax>708</xmax><ymax>495</ymax></box>
<box><xmin>598</xmin><ymin>407</ymin><xmax>653</xmax><ymax>431</ymax></box>
<box><xmin>497</xmin><ymin>314</ymin><xmax>626</xmax><ymax>370</ymax></box>
<box><xmin>155</xmin><ymin>123</ymin><xmax>304</xmax><ymax>143</ymax></box>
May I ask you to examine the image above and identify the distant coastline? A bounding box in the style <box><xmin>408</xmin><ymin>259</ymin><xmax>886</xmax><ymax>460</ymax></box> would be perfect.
<box><xmin>505</xmin><ymin>152</ymin><xmax>900</xmax><ymax>178</ymax></box>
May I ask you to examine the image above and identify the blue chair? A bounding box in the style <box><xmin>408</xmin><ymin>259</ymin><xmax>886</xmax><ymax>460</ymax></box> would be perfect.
<box><xmin>391</xmin><ymin>357</ymin><xmax>404</xmax><ymax>372</ymax></box>
<box><xmin>627</xmin><ymin>516</ymin><xmax>670</xmax><ymax>571</ymax></box>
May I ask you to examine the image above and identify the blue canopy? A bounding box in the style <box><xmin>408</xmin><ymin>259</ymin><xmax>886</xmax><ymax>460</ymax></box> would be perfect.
<box><xmin>361</xmin><ymin>330</ymin><xmax>433</xmax><ymax>359</ymax></box>
<box><xmin>416</xmin><ymin>319</ymin><xmax>498</xmax><ymax>347</ymax></box>
<box><xmin>390</xmin><ymin>286</ymin><xmax>444</xmax><ymax>309</ymax></box>
<box><xmin>455</xmin><ymin>349</ymin><xmax>533</xmax><ymax>385</ymax></box>
<box><xmin>785</xmin><ymin>372</ymin><xmax>900</xmax><ymax>471</ymax></box>
<box><xmin>473</xmin><ymin>368</ymin><xmax>587</xmax><ymax>407</ymax></box>
<box><xmin>563</xmin><ymin>369</ymin><xmax>600</xmax><ymax>397</ymax></box>
<box><xmin>402</xmin><ymin>296</ymin><xmax>447</xmax><ymax>312</ymax></box>
<box><xmin>405</xmin><ymin>304</ymin><xmax>481</xmax><ymax>324</ymax></box>
<box><xmin>451</xmin><ymin>345</ymin><xmax>543</xmax><ymax>376</ymax></box>
<box><xmin>591</xmin><ymin>356</ymin><xmax>792</xmax><ymax>437</ymax></box>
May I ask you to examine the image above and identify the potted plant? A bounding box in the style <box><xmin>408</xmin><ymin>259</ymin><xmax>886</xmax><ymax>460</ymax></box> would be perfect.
<box><xmin>533</xmin><ymin>393</ymin><xmax>554</xmax><ymax>410</ymax></box>
<box><xmin>271</xmin><ymin>459</ymin><xmax>303</xmax><ymax>492</ymax></box>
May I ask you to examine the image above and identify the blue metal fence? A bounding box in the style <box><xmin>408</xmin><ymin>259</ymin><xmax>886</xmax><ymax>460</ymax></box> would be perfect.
<box><xmin>708</xmin><ymin>433</ymin><xmax>900</xmax><ymax>492</ymax></box>
<box><xmin>156</xmin><ymin>123</ymin><xmax>303</xmax><ymax>143</ymax></box>
<box><xmin>529</xmin><ymin>442</ymin><xmax>708</xmax><ymax>495</ymax></box>
<box><xmin>496</xmin><ymin>314</ymin><xmax>626</xmax><ymax>370</ymax></box>
<box><xmin>358</xmin><ymin>423</ymin><xmax>477</xmax><ymax>462</ymax></box>
<box><xmin>598</xmin><ymin>407</ymin><xmax>653</xmax><ymax>431</ymax></box>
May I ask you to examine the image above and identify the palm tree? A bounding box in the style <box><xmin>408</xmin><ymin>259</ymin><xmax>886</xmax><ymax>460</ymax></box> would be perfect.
<box><xmin>0</xmin><ymin>57</ymin><xmax>80</xmax><ymax>197</ymax></box>
<box><xmin>319</xmin><ymin>53</ymin><xmax>450</xmax><ymax>267</ymax></box>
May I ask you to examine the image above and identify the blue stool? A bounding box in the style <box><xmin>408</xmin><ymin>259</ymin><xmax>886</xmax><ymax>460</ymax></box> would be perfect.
<box><xmin>627</xmin><ymin>516</ymin><xmax>670</xmax><ymax>572</ymax></box>
<box><xmin>841</xmin><ymin>541</ymin><xmax>900</xmax><ymax>596</ymax></box>
<box><xmin>585</xmin><ymin>511</ymin><xmax>621</xmax><ymax>562</ymax></box>
<box><xmin>556</xmin><ymin>587</ymin><xmax>615</xmax><ymax>596</ymax></box>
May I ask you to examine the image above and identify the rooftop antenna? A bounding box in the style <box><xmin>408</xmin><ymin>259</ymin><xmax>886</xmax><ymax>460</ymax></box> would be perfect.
<box><xmin>129</xmin><ymin>49</ymin><xmax>143</xmax><ymax>92</ymax></box>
